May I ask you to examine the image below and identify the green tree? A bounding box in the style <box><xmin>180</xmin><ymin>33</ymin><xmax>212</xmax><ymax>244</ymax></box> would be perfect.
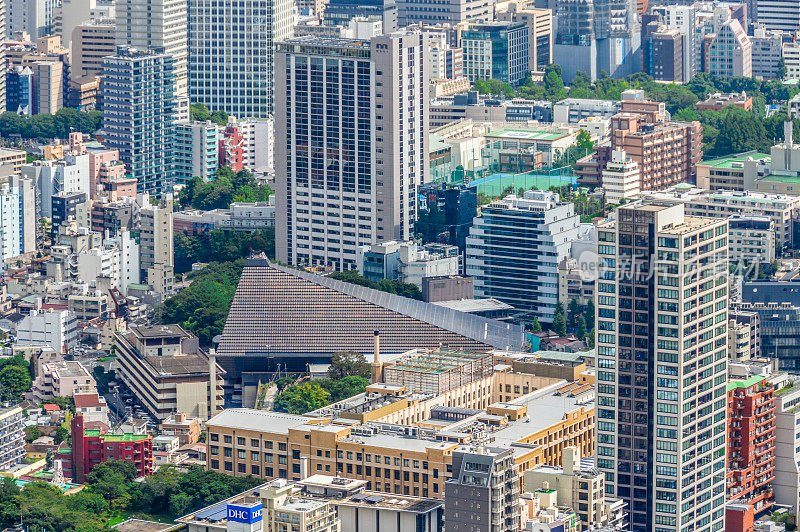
<box><xmin>54</xmin><ymin>426</ymin><xmax>69</xmax><ymax>444</ymax></box>
<box><xmin>190</xmin><ymin>103</ymin><xmax>211</xmax><ymax>122</ymax></box>
<box><xmin>576</xmin><ymin>315</ymin><xmax>587</xmax><ymax>340</ymax></box>
<box><xmin>584</xmin><ymin>300</ymin><xmax>595</xmax><ymax>332</ymax></box>
<box><xmin>778</xmin><ymin>57</ymin><xmax>788</xmax><ymax>80</ymax></box>
<box><xmin>328</xmin><ymin>351</ymin><xmax>371</xmax><ymax>380</ymax></box>
<box><xmin>567</xmin><ymin>298</ymin><xmax>581</xmax><ymax>327</ymax></box>
<box><xmin>24</xmin><ymin>426</ymin><xmax>40</xmax><ymax>443</ymax></box>
<box><xmin>532</xmin><ymin>317</ymin><xmax>542</xmax><ymax>333</ymax></box>
<box><xmin>274</xmin><ymin>382</ymin><xmax>332</xmax><ymax>414</ymax></box>
<box><xmin>553</xmin><ymin>302</ymin><xmax>567</xmax><ymax>337</ymax></box>
<box><xmin>0</xmin><ymin>365</ymin><xmax>31</xmax><ymax>401</ymax></box>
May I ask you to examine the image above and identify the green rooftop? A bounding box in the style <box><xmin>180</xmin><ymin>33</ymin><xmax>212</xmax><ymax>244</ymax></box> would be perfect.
<box><xmin>757</xmin><ymin>174</ymin><xmax>800</xmax><ymax>184</ymax></box>
<box><xmin>84</xmin><ymin>429</ymin><xmax>148</xmax><ymax>442</ymax></box>
<box><xmin>701</xmin><ymin>152</ymin><xmax>770</xmax><ymax>169</ymax></box>
<box><xmin>485</xmin><ymin>128</ymin><xmax>570</xmax><ymax>142</ymax></box>
<box><xmin>727</xmin><ymin>374</ymin><xmax>765</xmax><ymax>391</ymax></box>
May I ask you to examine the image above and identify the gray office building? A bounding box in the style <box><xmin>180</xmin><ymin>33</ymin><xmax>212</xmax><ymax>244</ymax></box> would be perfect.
<box><xmin>102</xmin><ymin>46</ymin><xmax>176</xmax><ymax>196</ymax></box>
<box><xmin>0</xmin><ymin>0</ymin><xmax>5</xmax><ymax>112</ymax></box>
<box><xmin>274</xmin><ymin>32</ymin><xmax>429</xmax><ymax>270</ymax></box>
<box><xmin>396</xmin><ymin>0</ymin><xmax>492</xmax><ymax>27</ymax></box>
<box><xmin>445</xmin><ymin>447</ymin><xmax>521</xmax><ymax>532</ymax></box>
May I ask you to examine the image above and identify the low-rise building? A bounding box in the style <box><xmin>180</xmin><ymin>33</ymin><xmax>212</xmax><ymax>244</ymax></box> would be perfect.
<box><xmin>523</xmin><ymin>447</ymin><xmax>626</xmax><ymax>530</ymax></box>
<box><xmin>114</xmin><ymin>324</ymin><xmax>224</xmax><ymax>421</ymax></box>
<box><xmin>696</xmin><ymin>92</ymin><xmax>753</xmax><ymax>112</ymax></box>
<box><xmin>358</xmin><ymin>241</ymin><xmax>460</xmax><ymax>287</ymax></box>
<box><xmin>159</xmin><ymin>412</ymin><xmax>202</xmax><ymax>445</ymax></box>
<box><xmin>557</xmin><ymin>258</ymin><xmax>595</xmax><ymax>307</ymax></box>
<box><xmin>178</xmin><ymin>475</ymin><xmax>443</xmax><ymax>532</ymax></box>
<box><xmin>74</xmin><ymin>389</ymin><xmax>109</xmax><ymax>426</ymax></box>
<box><xmin>32</xmin><ymin>360</ymin><xmax>95</xmax><ymax>401</ymax></box>
<box><xmin>728</xmin><ymin>216</ymin><xmax>776</xmax><ymax>267</ymax></box>
<box><xmin>600</xmin><ymin>149</ymin><xmax>640</xmax><ymax>204</ymax></box>
<box><xmin>15</xmin><ymin>308</ymin><xmax>78</xmax><ymax>354</ymax></box>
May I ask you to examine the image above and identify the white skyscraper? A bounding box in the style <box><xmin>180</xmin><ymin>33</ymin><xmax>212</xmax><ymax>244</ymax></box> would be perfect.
<box><xmin>595</xmin><ymin>202</ymin><xmax>729</xmax><ymax>532</ymax></box>
<box><xmin>188</xmin><ymin>0</ymin><xmax>294</xmax><ymax>117</ymax></box>
<box><xmin>758</xmin><ymin>0</ymin><xmax>800</xmax><ymax>32</ymax></box>
<box><xmin>0</xmin><ymin>0</ymin><xmax>5</xmax><ymax>112</ymax></box>
<box><xmin>115</xmin><ymin>0</ymin><xmax>188</xmax><ymax>97</ymax></box>
<box><xmin>275</xmin><ymin>32</ymin><xmax>429</xmax><ymax>270</ymax></box>
<box><xmin>0</xmin><ymin>172</ymin><xmax>36</xmax><ymax>261</ymax></box>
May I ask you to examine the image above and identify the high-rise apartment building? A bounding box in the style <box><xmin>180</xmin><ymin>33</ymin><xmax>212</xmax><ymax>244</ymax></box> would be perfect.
<box><xmin>188</xmin><ymin>0</ymin><xmax>294</xmax><ymax>118</ymax></box>
<box><xmin>71</xmin><ymin>19</ymin><xmax>116</xmax><ymax>79</ymax></box>
<box><xmin>595</xmin><ymin>202</ymin><xmax>729</xmax><ymax>532</ymax></box>
<box><xmin>610</xmin><ymin>112</ymin><xmax>703</xmax><ymax>190</ymax></box>
<box><xmin>651</xmin><ymin>4</ymin><xmax>699</xmax><ymax>80</ymax></box>
<box><xmin>0</xmin><ymin>172</ymin><xmax>36</xmax><ymax>261</ymax></box>
<box><xmin>726</xmin><ymin>375</ymin><xmax>775</xmax><ymax>527</ymax></box>
<box><xmin>275</xmin><ymin>32</ymin><xmax>429</xmax><ymax>270</ymax></box>
<box><xmin>643</xmin><ymin>26</ymin><xmax>684</xmax><ymax>82</ymax></box>
<box><xmin>115</xmin><ymin>0</ymin><xmax>188</xmax><ymax>98</ymax></box>
<box><xmin>750</xmin><ymin>26</ymin><xmax>783</xmax><ymax>79</ymax></box>
<box><xmin>445</xmin><ymin>448</ymin><xmax>521</xmax><ymax>532</ymax></box>
<box><xmin>174</xmin><ymin>120</ymin><xmax>219</xmax><ymax>184</ymax></box>
<box><xmin>465</xmin><ymin>190</ymin><xmax>580</xmax><ymax>323</ymax></box>
<box><xmin>102</xmin><ymin>46</ymin><xmax>176</xmax><ymax>196</ymax></box>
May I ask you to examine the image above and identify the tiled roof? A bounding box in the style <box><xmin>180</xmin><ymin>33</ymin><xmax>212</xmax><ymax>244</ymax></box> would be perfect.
<box><xmin>216</xmin><ymin>258</ymin><xmax>526</xmax><ymax>359</ymax></box>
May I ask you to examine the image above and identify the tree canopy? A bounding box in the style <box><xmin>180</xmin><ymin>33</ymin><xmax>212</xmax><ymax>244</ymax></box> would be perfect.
<box><xmin>327</xmin><ymin>270</ymin><xmax>423</xmax><ymax>300</ymax></box>
<box><xmin>0</xmin><ymin>109</ymin><xmax>103</xmax><ymax>140</ymax></box>
<box><xmin>178</xmin><ymin>168</ymin><xmax>273</xmax><ymax>211</ymax></box>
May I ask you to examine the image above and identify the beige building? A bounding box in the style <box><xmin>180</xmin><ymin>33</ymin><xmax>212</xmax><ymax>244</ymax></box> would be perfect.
<box><xmin>496</xmin><ymin>3</ymin><xmax>552</xmax><ymax>73</ymax></box>
<box><xmin>138</xmin><ymin>194</ymin><xmax>174</xmax><ymax>300</ymax></box>
<box><xmin>728</xmin><ymin>319</ymin><xmax>754</xmax><ymax>362</ymax></box>
<box><xmin>71</xmin><ymin>19</ymin><xmax>116</xmax><ymax>79</ymax></box>
<box><xmin>558</xmin><ymin>258</ymin><xmax>595</xmax><ymax>307</ymax></box>
<box><xmin>0</xmin><ymin>149</ymin><xmax>26</xmax><ymax>175</ymax></box>
<box><xmin>114</xmin><ymin>324</ymin><xmax>224</xmax><ymax>421</ymax></box>
<box><xmin>523</xmin><ymin>447</ymin><xmax>626</xmax><ymax>530</ymax></box>
<box><xmin>206</xmin><ymin>375</ymin><xmax>595</xmax><ymax>497</ymax></box>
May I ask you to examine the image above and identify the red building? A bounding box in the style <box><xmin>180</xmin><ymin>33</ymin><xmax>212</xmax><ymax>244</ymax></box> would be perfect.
<box><xmin>65</xmin><ymin>414</ymin><xmax>153</xmax><ymax>483</ymax></box>
<box><xmin>219</xmin><ymin>126</ymin><xmax>245</xmax><ymax>172</ymax></box>
<box><xmin>726</xmin><ymin>375</ymin><xmax>776</xmax><ymax>532</ymax></box>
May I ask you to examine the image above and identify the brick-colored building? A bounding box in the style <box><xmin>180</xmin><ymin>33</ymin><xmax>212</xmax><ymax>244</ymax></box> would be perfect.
<box><xmin>610</xmin><ymin>113</ymin><xmax>702</xmax><ymax>190</ymax></box>
<box><xmin>65</xmin><ymin>414</ymin><xmax>153</xmax><ymax>483</ymax></box>
<box><xmin>726</xmin><ymin>375</ymin><xmax>776</xmax><ymax>531</ymax></box>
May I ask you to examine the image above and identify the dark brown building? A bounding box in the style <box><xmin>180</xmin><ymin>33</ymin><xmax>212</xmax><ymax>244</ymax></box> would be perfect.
<box><xmin>645</xmin><ymin>27</ymin><xmax>683</xmax><ymax>82</ymax></box>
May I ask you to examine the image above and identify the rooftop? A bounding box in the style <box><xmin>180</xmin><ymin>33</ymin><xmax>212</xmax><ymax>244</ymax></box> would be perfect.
<box><xmin>485</xmin><ymin>128</ymin><xmax>571</xmax><ymax>142</ymax></box>
<box><xmin>387</xmin><ymin>348</ymin><xmax>492</xmax><ymax>375</ymax></box>
<box><xmin>130</xmin><ymin>324</ymin><xmax>189</xmax><ymax>339</ymax></box>
<box><xmin>206</xmin><ymin>409</ymin><xmax>312</xmax><ymax>435</ymax></box>
<box><xmin>699</xmin><ymin>152</ymin><xmax>770</xmax><ymax>169</ymax></box>
<box><xmin>727</xmin><ymin>374</ymin><xmax>766</xmax><ymax>391</ymax></box>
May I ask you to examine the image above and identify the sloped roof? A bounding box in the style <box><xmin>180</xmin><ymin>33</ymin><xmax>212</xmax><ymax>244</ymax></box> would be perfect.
<box><xmin>216</xmin><ymin>258</ymin><xmax>526</xmax><ymax>359</ymax></box>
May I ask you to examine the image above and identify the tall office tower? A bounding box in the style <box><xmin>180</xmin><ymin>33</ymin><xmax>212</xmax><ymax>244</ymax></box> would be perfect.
<box><xmin>189</xmin><ymin>0</ymin><xmax>294</xmax><ymax>118</ymax></box>
<box><xmin>275</xmin><ymin>32</ymin><xmax>429</xmax><ymax>271</ymax></box>
<box><xmin>496</xmin><ymin>5</ymin><xmax>553</xmax><ymax>74</ymax></box>
<box><xmin>115</xmin><ymin>0</ymin><xmax>187</xmax><ymax>98</ymax></box>
<box><xmin>445</xmin><ymin>448</ymin><xmax>521</xmax><ymax>532</ymax></box>
<box><xmin>758</xmin><ymin>0</ymin><xmax>800</xmax><ymax>32</ymax></box>
<box><xmin>324</xmin><ymin>0</ymin><xmax>397</xmax><ymax>32</ymax></box>
<box><xmin>465</xmin><ymin>190</ymin><xmax>580</xmax><ymax>323</ymax></box>
<box><xmin>595</xmin><ymin>202</ymin><xmax>729</xmax><ymax>532</ymax></box>
<box><xmin>7</xmin><ymin>0</ymin><xmax>58</xmax><ymax>39</ymax></box>
<box><xmin>651</xmin><ymin>5</ymin><xmax>699</xmax><ymax>80</ymax></box>
<box><xmin>0</xmin><ymin>0</ymin><xmax>5</xmax><ymax>113</ymax></box>
<box><xmin>553</xmin><ymin>0</ymin><xmax>640</xmax><ymax>81</ymax></box>
<box><xmin>102</xmin><ymin>46</ymin><xmax>176</xmax><ymax>196</ymax></box>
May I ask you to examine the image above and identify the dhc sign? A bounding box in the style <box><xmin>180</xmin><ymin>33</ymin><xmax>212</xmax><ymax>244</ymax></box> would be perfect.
<box><xmin>227</xmin><ymin>503</ymin><xmax>263</xmax><ymax>524</ymax></box>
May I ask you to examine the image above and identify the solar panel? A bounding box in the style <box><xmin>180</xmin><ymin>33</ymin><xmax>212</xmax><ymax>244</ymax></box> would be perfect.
<box><xmin>350</xmin><ymin>493</ymin><xmax>368</xmax><ymax>501</ymax></box>
<box><xmin>195</xmin><ymin>503</ymin><xmax>228</xmax><ymax>521</ymax></box>
<box><xmin>364</xmin><ymin>495</ymin><xmax>385</xmax><ymax>504</ymax></box>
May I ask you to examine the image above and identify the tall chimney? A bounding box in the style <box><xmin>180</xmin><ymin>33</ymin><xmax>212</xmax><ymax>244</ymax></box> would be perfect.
<box><xmin>373</xmin><ymin>330</ymin><xmax>380</xmax><ymax>363</ymax></box>
<box><xmin>208</xmin><ymin>347</ymin><xmax>217</xmax><ymax>419</ymax></box>
<box><xmin>786</xmin><ymin>120</ymin><xmax>794</xmax><ymax>150</ymax></box>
